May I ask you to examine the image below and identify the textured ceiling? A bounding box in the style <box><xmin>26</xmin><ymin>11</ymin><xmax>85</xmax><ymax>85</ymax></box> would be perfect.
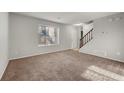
<box><xmin>16</xmin><ymin>12</ymin><xmax>118</xmax><ymax>24</ymax></box>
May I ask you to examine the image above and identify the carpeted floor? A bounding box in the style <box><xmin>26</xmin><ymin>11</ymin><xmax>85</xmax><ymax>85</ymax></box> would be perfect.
<box><xmin>2</xmin><ymin>49</ymin><xmax>124</xmax><ymax>81</ymax></box>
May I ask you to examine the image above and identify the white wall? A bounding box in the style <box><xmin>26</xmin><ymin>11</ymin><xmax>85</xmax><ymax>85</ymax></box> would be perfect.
<box><xmin>0</xmin><ymin>13</ymin><xmax>8</xmax><ymax>79</ymax></box>
<box><xmin>80</xmin><ymin>13</ymin><xmax>124</xmax><ymax>62</ymax></box>
<box><xmin>9</xmin><ymin>13</ymin><xmax>77</xmax><ymax>59</ymax></box>
<box><xmin>83</xmin><ymin>23</ymin><xmax>93</xmax><ymax>36</ymax></box>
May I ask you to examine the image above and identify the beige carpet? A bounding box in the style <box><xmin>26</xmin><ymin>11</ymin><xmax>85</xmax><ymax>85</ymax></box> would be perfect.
<box><xmin>2</xmin><ymin>49</ymin><xmax>124</xmax><ymax>81</ymax></box>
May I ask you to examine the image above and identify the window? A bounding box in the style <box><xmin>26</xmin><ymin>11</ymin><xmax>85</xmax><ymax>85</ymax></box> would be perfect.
<box><xmin>38</xmin><ymin>25</ymin><xmax>59</xmax><ymax>46</ymax></box>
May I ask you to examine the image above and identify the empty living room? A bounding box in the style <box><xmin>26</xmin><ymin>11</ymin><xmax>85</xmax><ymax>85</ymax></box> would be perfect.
<box><xmin>0</xmin><ymin>12</ymin><xmax>124</xmax><ymax>81</ymax></box>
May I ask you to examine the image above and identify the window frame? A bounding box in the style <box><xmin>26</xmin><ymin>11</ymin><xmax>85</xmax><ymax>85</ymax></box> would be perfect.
<box><xmin>38</xmin><ymin>24</ymin><xmax>60</xmax><ymax>47</ymax></box>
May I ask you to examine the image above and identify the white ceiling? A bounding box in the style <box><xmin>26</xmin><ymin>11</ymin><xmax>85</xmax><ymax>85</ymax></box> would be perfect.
<box><xmin>16</xmin><ymin>12</ymin><xmax>118</xmax><ymax>24</ymax></box>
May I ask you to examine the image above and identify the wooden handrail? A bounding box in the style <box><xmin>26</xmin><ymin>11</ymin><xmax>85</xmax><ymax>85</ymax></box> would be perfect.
<box><xmin>80</xmin><ymin>28</ymin><xmax>93</xmax><ymax>48</ymax></box>
<box><xmin>80</xmin><ymin>28</ymin><xmax>93</xmax><ymax>41</ymax></box>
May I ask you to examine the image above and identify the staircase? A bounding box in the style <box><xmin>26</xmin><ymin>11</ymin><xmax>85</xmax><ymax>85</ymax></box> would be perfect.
<box><xmin>80</xmin><ymin>28</ymin><xmax>93</xmax><ymax>48</ymax></box>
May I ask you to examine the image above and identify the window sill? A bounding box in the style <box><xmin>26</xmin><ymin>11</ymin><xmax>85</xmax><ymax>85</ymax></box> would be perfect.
<box><xmin>38</xmin><ymin>44</ymin><xmax>59</xmax><ymax>47</ymax></box>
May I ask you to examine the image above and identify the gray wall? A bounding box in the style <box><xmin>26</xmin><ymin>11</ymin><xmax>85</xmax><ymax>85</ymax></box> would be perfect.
<box><xmin>9</xmin><ymin>13</ymin><xmax>77</xmax><ymax>59</ymax></box>
<box><xmin>0</xmin><ymin>13</ymin><xmax>8</xmax><ymax>79</ymax></box>
<box><xmin>80</xmin><ymin>13</ymin><xmax>124</xmax><ymax>62</ymax></box>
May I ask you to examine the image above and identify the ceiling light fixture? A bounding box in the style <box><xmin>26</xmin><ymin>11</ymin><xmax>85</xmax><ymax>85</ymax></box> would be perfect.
<box><xmin>73</xmin><ymin>23</ymin><xmax>83</xmax><ymax>26</ymax></box>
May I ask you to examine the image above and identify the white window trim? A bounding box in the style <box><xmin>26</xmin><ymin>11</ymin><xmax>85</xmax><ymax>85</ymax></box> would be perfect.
<box><xmin>38</xmin><ymin>24</ymin><xmax>60</xmax><ymax>47</ymax></box>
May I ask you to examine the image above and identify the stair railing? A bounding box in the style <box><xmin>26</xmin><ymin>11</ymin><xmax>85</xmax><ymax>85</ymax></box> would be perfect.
<box><xmin>80</xmin><ymin>28</ymin><xmax>93</xmax><ymax>48</ymax></box>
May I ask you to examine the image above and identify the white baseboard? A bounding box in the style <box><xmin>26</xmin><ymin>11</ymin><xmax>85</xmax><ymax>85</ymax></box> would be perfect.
<box><xmin>0</xmin><ymin>60</ymin><xmax>9</xmax><ymax>80</ymax></box>
<box><xmin>79</xmin><ymin>51</ymin><xmax>124</xmax><ymax>63</ymax></box>
<box><xmin>9</xmin><ymin>48</ymin><xmax>72</xmax><ymax>60</ymax></box>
